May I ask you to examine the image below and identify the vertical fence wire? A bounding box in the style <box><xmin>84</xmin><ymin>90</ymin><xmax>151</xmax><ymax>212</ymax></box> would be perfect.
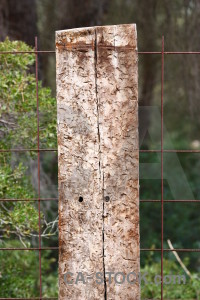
<box><xmin>35</xmin><ymin>36</ymin><xmax>42</xmax><ymax>299</ymax></box>
<box><xmin>161</xmin><ymin>35</ymin><xmax>165</xmax><ymax>300</ymax></box>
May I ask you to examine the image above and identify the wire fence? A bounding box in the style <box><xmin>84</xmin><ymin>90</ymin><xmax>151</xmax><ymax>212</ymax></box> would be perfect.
<box><xmin>0</xmin><ymin>35</ymin><xmax>200</xmax><ymax>300</ymax></box>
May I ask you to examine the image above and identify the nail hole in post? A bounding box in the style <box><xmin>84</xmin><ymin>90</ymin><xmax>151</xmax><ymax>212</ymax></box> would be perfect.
<box><xmin>105</xmin><ymin>196</ymin><xmax>110</xmax><ymax>202</ymax></box>
<box><xmin>79</xmin><ymin>196</ymin><xmax>83</xmax><ymax>202</ymax></box>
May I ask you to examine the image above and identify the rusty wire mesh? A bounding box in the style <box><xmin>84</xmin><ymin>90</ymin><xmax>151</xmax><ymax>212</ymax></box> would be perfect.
<box><xmin>0</xmin><ymin>35</ymin><xmax>200</xmax><ymax>300</ymax></box>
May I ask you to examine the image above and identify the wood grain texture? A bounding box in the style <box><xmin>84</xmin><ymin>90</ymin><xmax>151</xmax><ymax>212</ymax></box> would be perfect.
<box><xmin>96</xmin><ymin>24</ymin><xmax>140</xmax><ymax>300</ymax></box>
<box><xmin>56</xmin><ymin>27</ymin><xmax>104</xmax><ymax>300</ymax></box>
<box><xmin>56</xmin><ymin>24</ymin><xmax>139</xmax><ymax>300</ymax></box>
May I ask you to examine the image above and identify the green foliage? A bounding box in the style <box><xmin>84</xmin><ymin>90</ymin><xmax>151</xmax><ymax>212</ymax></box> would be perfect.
<box><xmin>141</xmin><ymin>253</ymin><xmax>200</xmax><ymax>299</ymax></box>
<box><xmin>0</xmin><ymin>38</ymin><xmax>57</xmax><ymax>150</ymax></box>
<box><xmin>0</xmin><ymin>39</ymin><xmax>58</xmax><ymax>297</ymax></box>
<box><xmin>0</xmin><ymin>241</ymin><xmax>58</xmax><ymax>298</ymax></box>
<box><xmin>0</xmin><ymin>38</ymin><xmax>57</xmax><ymax>241</ymax></box>
<box><xmin>0</xmin><ymin>156</ymin><xmax>34</xmax><ymax>199</ymax></box>
<box><xmin>0</xmin><ymin>246</ymin><xmax>39</xmax><ymax>298</ymax></box>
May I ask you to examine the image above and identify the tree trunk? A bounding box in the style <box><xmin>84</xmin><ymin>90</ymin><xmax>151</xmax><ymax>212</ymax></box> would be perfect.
<box><xmin>0</xmin><ymin>0</ymin><xmax>9</xmax><ymax>41</ymax></box>
<box><xmin>137</xmin><ymin>0</ymin><xmax>158</xmax><ymax>148</ymax></box>
<box><xmin>0</xmin><ymin>0</ymin><xmax>37</xmax><ymax>46</ymax></box>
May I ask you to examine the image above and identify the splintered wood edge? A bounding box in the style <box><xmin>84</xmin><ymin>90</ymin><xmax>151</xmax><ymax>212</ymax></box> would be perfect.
<box><xmin>56</xmin><ymin>24</ymin><xmax>137</xmax><ymax>50</ymax></box>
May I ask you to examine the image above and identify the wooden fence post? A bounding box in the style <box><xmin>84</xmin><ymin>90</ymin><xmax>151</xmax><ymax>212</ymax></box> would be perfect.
<box><xmin>56</xmin><ymin>24</ymin><xmax>140</xmax><ymax>300</ymax></box>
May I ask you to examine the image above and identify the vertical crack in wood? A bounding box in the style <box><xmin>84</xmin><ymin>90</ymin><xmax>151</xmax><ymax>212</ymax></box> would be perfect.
<box><xmin>96</xmin><ymin>24</ymin><xmax>140</xmax><ymax>299</ymax></box>
<box><xmin>94</xmin><ymin>27</ymin><xmax>107</xmax><ymax>300</ymax></box>
<box><xmin>94</xmin><ymin>29</ymin><xmax>101</xmax><ymax>183</ymax></box>
<box><xmin>57</xmin><ymin>24</ymin><xmax>139</xmax><ymax>299</ymax></box>
<box><xmin>102</xmin><ymin>171</ymin><xmax>107</xmax><ymax>300</ymax></box>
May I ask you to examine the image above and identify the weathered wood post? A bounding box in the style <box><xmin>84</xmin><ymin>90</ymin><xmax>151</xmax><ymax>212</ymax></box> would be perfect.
<box><xmin>56</xmin><ymin>24</ymin><xmax>139</xmax><ymax>300</ymax></box>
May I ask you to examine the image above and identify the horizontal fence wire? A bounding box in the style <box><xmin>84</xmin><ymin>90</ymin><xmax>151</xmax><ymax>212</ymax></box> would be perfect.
<box><xmin>0</xmin><ymin>298</ymin><xmax>57</xmax><ymax>300</ymax></box>
<box><xmin>2</xmin><ymin>149</ymin><xmax>200</xmax><ymax>152</ymax></box>
<box><xmin>0</xmin><ymin>198</ymin><xmax>58</xmax><ymax>201</ymax></box>
<box><xmin>0</xmin><ymin>247</ymin><xmax>199</xmax><ymax>252</ymax></box>
<box><xmin>1</xmin><ymin>40</ymin><xmax>200</xmax><ymax>300</ymax></box>
<box><xmin>3</xmin><ymin>299</ymin><xmax>195</xmax><ymax>300</ymax></box>
<box><xmin>0</xmin><ymin>199</ymin><xmax>200</xmax><ymax>202</ymax></box>
<box><xmin>0</xmin><ymin>246</ymin><xmax>200</xmax><ymax>253</ymax></box>
<box><xmin>4</xmin><ymin>298</ymin><xmax>177</xmax><ymax>300</ymax></box>
<box><xmin>0</xmin><ymin>149</ymin><xmax>58</xmax><ymax>152</ymax></box>
<box><xmin>2</xmin><ymin>50</ymin><xmax>200</xmax><ymax>54</ymax></box>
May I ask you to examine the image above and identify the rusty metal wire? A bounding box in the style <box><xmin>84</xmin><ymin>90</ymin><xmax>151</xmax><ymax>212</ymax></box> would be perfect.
<box><xmin>2</xmin><ymin>148</ymin><xmax>200</xmax><ymax>152</ymax></box>
<box><xmin>0</xmin><ymin>298</ymin><xmax>57</xmax><ymax>300</ymax></box>
<box><xmin>1</xmin><ymin>36</ymin><xmax>200</xmax><ymax>300</ymax></box>
<box><xmin>35</xmin><ymin>36</ymin><xmax>43</xmax><ymax>299</ymax></box>
<box><xmin>160</xmin><ymin>36</ymin><xmax>164</xmax><ymax>299</ymax></box>
<box><xmin>1</xmin><ymin>50</ymin><xmax>200</xmax><ymax>54</ymax></box>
